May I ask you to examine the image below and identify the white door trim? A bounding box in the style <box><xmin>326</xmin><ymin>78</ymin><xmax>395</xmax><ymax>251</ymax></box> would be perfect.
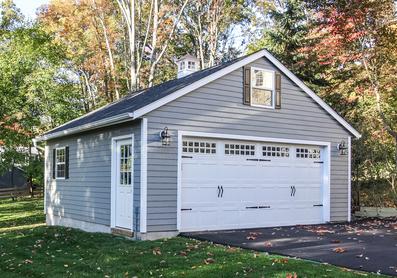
<box><xmin>111</xmin><ymin>134</ymin><xmax>134</xmax><ymax>230</ymax></box>
<box><xmin>176</xmin><ymin>130</ymin><xmax>332</xmax><ymax>231</ymax></box>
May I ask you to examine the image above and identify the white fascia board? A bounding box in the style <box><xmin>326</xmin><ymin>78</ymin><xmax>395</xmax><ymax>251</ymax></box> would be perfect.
<box><xmin>36</xmin><ymin>113</ymin><xmax>134</xmax><ymax>142</ymax></box>
<box><xmin>133</xmin><ymin>49</ymin><xmax>361</xmax><ymax>139</ymax></box>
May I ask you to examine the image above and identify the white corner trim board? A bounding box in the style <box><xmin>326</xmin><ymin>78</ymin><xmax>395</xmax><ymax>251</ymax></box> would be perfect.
<box><xmin>140</xmin><ymin>118</ymin><xmax>148</xmax><ymax>233</ymax></box>
<box><xmin>110</xmin><ymin>134</ymin><xmax>134</xmax><ymax>230</ymax></box>
<box><xmin>133</xmin><ymin>49</ymin><xmax>360</xmax><ymax>139</ymax></box>
<box><xmin>176</xmin><ymin>130</ymin><xmax>332</xmax><ymax>231</ymax></box>
<box><xmin>348</xmin><ymin>136</ymin><xmax>352</xmax><ymax>222</ymax></box>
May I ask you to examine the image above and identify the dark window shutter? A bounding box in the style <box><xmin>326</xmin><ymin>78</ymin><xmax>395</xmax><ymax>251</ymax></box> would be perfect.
<box><xmin>243</xmin><ymin>66</ymin><xmax>251</xmax><ymax>105</ymax></box>
<box><xmin>275</xmin><ymin>72</ymin><xmax>282</xmax><ymax>109</ymax></box>
<box><xmin>65</xmin><ymin>146</ymin><xmax>69</xmax><ymax>179</ymax></box>
<box><xmin>52</xmin><ymin>149</ymin><xmax>56</xmax><ymax>179</ymax></box>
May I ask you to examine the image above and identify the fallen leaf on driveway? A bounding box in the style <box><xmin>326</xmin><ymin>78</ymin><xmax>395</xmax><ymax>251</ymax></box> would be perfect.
<box><xmin>264</xmin><ymin>241</ymin><xmax>273</xmax><ymax>247</ymax></box>
<box><xmin>333</xmin><ymin>247</ymin><xmax>346</xmax><ymax>253</ymax></box>
<box><xmin>246</xmin><ymin>232</ymin><xmax>261</xmax><ymax>240</ymax></box>
<box><xmin>331</xmin><ymin>239</ymin><xmax>341</xmax><ymax>244</ymax></box>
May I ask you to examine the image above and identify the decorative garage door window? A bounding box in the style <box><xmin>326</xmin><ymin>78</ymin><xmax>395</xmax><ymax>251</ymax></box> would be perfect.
<box><xmin>262</xmin><ymin>145</ymin><xmax>290</xmax><ymax>157</ymax></box>
<box><xmin>225</xmin><ymin>144</ymin><xmax>255</xmax><ymax>155</ymax></box>
<box><xmin>183</xmin><ymin>140</ymin><xmax>216</xmax><ymax>154</ymax></box>
<box><xmin>296</xmin><ymin>147</ymin><xmax>321</xmax><ymax>159</ymax></box>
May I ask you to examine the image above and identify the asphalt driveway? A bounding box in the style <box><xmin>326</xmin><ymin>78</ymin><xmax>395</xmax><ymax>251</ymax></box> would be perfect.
<box><xmin>183</xmin><ymin>218</ymin><xmax>397</xmax><ymax>276</ymax></box>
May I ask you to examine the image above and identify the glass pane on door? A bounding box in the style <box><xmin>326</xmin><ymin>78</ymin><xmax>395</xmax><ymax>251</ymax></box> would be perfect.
<box><xmin>119</xmin><ymin>144</ymin><xmax>132</xmax><ymax>185</ymax></box>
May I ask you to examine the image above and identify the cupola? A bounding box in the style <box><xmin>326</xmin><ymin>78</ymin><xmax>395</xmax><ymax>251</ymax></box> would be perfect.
<box><xmin>175</xmin><ymin>54</ymin><xmax>200</xmax><ymax>78</ymax></box>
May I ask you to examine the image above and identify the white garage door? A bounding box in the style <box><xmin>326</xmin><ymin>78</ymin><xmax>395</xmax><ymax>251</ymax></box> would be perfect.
<box><xmin>180</xmin><ymin>138</ymin><xmax>326</xmax><ymax>232</ymax></box>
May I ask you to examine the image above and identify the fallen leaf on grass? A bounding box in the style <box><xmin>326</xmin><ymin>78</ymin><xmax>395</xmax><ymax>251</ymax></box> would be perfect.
<box><xmin>286</xmin><ymin>273</ymin><xmax>297</xmax><ymax>278</ymax></box>
<box><xmin>204</xmin><ymin>258</ymin><xmax>215</xmax><ymax>264</ymax></box>
<box><xmin>179</xmin><ymin>251</ymin><xmax>187</xmax><ymax>256</ymax></box>
<box><xmin>272</xmin><ymin>258</ymin><xmax>289</xmax><ymax>264</ymax></box>
<box><xmin>24</xmin><ymin>259</ymin><xmax>33</xmax><ymax>264</ymax></box>
<box><xmin>152</xmin><ymin>247</ymin><xmax>161</xmax><ymax>255</ymax></box>
<box><xmin>333</xmin><ymin>247</ymin><xmax>346</xmax><ymax>253</ymax></box>
<box><xmin>226</xmin><ymin>247</ymin><xmax>237</xmax><ymax>253</ymax></box>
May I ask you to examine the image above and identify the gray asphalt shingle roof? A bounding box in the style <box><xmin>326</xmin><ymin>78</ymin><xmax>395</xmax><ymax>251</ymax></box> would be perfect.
<box><xmin>46</xmin><ymin>55</ymin><xmax>248</xmax><ymax>136</ymax></box>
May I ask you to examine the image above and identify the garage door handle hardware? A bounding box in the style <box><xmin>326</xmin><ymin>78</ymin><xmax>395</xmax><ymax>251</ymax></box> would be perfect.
<box><xmin>258</xmin><ymin>205</ymin><xmax>270</xmax><ymax>209</ymax></box>
<box><xmin>181</xmin><ymin>208</ymin><xmax>192</xmax><ymax>211</ymax></box>
<box><xmin>290</xmin><ymin>186</ymin><xmax>296</xmax><ymax>196</ymax></box>
<box><xmin>182</xmin><ymin>155</ymin><xmax>193</xmax><ymax>158</ymax></box>
<box><xmin>314</xmin><ymin>161</ymin><xmax>324</xmax><ymax>164</ymax></box>
<box><xmin>217</xmin><ymin>186</ymin><xmax>221</xmax><ymax>198</ymax></box>
<box><xmin>221</xmin><ymin>186</ymin><xmax>224</xmax><ymax>197</ymax></box>
<box><xmin>246</xmin><ymin>158</ymin><xmax>259</xmax><ymax>161</ymax></box>
<box><xmin>259</xmin><ymin>159</ymin><xmax>271</xmax><ymax>162</ymax></box>
<box><xmin>246</xmin><ymin>205</ymin><xmax>271</xmax><ymax>209</ymax></box>
<box><xmin>313</xmin><ymin>204</ymin><xmax>323</xmax><ymax>207</ymax></box>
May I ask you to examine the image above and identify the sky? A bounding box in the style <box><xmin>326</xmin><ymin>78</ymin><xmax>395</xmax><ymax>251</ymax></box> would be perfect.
<box><xmin>14</xmin><ymin>0</ymin><xmax>48</xmax><ymax>19</ymax></box>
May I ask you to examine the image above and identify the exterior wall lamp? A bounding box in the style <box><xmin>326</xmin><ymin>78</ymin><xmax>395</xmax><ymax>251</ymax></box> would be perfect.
<box><xmin>159</xmin><ymin>127</ymin><xmax>171</xmax><ymax>146</ymax></box>
<box><xmin>337</xmin><ymin>140</ymin><xmax>348</xmax><ymax>155</ymax></box>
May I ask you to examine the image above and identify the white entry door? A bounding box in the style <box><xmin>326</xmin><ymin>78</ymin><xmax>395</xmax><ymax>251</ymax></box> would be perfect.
<box><xmin>115</xmin><ymin>139</ymin><xmax>133</xmax><ymax>230</ymax></box>
<box><xmin>180</xmin><ymin>138</ymin><xmax>326</xmax><ymax>232</ymax></box>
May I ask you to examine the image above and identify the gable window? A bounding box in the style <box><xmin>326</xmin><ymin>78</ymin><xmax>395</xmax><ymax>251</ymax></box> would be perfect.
<box><xmin>188</xmin><ymin>61</ymin><xmax>196</xmax><ymax>70</ymax></box>
<box><xmin>251</xmin><ymin>68</ymin><xmax>275</xmax><ymax>108</ymax></box>
<box><xmin>53</xmin><ymin>146</ymin><xmax>69</xmax><ymax>180</ymax></box>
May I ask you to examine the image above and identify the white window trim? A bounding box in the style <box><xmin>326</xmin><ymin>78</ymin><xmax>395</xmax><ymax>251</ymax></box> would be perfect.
<box><xmin>110</xmin><ymin>134</ymin><xmax>134</xmax><ymax>230</ymax></box>
<box><xmin>250</xmin><ymin>67</ymin><xmax>276</xmax><ymax>109</ymax></box>
<box><xmin>176</xmin><ymin>130</ymin><xmax>331</xmax><ymax>232</ymax></box>
<box><xmin>55</xmin><ymin>147</ymin><xmax>66</xmax><ymax>180</ymax></box>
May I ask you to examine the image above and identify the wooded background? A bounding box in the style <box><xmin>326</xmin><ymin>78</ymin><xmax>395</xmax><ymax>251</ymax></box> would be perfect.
<box><xmin>0</xmin><ymin>0</ymin><xmax>396</xmax><ymax>207</ymax></box>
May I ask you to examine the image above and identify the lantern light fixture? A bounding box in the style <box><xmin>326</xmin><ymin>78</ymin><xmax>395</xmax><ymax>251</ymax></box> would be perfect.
<box><xmin>337</xmin><ymin>140</ymin><xmax>348</xmax><ymax>155</ymax></box>
<box><xmin>159</xmin><ymin>127</ymin><xmax>171</xmax><ymax>146</ymax></box>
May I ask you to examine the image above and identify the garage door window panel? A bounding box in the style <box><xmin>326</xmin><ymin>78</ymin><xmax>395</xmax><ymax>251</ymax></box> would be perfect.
<box><xmin>296</xmin><ymin>148</ymin><xmax>321</xmax><ymax>159</ymax></box>
<box><xmin>225</xmin><ymin>143</ymin><xmax>255</xmax><ymax>155</ymax></box>
<box><xmin>262</xmin><ymin>145</ymin><xmax>290</xmax><ymax>157</ymax></box>
<box><xmin>183</xmin><ymin>140</ymin><xmax>216</xmax><ymax>154</ymax></box>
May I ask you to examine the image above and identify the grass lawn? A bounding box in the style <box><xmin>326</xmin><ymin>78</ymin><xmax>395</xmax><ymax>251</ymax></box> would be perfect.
<box><xmin>0</xmin><ymin>198</ymin><xmax>384</xmax><ymax>278</ymax></box>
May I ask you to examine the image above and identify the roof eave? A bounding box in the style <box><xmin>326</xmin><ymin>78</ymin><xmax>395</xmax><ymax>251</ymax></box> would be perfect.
<box><xmin>35</xmin><ymin>113</ymin><xmax>135</xmax><ymax>142</ymax></box>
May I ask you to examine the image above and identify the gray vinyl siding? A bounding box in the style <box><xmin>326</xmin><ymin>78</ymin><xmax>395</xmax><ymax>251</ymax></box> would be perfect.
<box><xmin>45</xmin><ymin>121</ymin><xmax>141</xmax><ymax>231</ymax></box>
<box><xmin>145</xmin><ymin>57</ymin><xmax>351</xmax><ymax>232</ymax></box>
